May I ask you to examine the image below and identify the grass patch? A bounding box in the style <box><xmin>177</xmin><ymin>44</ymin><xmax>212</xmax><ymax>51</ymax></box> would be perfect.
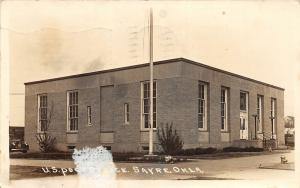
<box><xmin>10</xmin><ymin>152</ymin><xmax>73</xmax><ymax>160</ymax></box>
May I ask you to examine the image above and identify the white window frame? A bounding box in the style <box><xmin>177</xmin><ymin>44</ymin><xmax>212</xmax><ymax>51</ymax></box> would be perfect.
<box><xmin>67</xmin><ymin>90</ymin><xmax>78</xmax><ymax>132</ymax></box>
<box><xmin>124</xmin><ymin>103</ymin><xmax>129</xmax><ymax>124</ymax></box>
<box><xmin>198</xmin><ymin>82</ymin><xmax>208</xmax><ymax>131</ymax></box>
<box><xmin>221</xmin><ymin>87</ymin><xmax>229</xmax><ymax>132</ymax></box>
<box><xmin>87</xmin><ymin>106</ymin><xmax>92</xmax><ymax>126</ymax></box>
<box><xmin>37</xmin><ymin>94</ymin><xmax>48</xmax><ymax>133</ymax></box>
<box><xmin>141</xmin><ymin>80</ymin><xmax>157</xmax><ymax>130</ymax></box>
<box><xmin>271</xmin><ymin>98</ymin><xmax>276</xmax><ymax>134</ymax></box>
<box><xmin>257</xmin><ymin>95</ymin><xmax>263</xmax><ymax>133</ymax></box>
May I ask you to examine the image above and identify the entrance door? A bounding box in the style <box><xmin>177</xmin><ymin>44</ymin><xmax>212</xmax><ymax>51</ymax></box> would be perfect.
<box><xmin>240</xmin><ymin>113</ymin><xmax>248</xmax><ymax>139</ymax></box>
<box><xmin>240</xmin><ymin>92</ymin><xmax>249</xmax><ymax>140</ymax></box>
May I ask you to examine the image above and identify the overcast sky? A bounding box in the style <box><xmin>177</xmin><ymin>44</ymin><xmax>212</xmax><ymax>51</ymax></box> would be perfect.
<box><xmin>3</xmin><ymin>1</ymin><xmax>300</xmax><ymax>126</ymax></box>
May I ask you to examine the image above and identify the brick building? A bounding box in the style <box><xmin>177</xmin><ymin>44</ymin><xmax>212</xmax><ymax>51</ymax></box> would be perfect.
<box><xmin>24</xmin><ymin>58</ymin><xmax>284</xmax><ymax>152</ymax></box>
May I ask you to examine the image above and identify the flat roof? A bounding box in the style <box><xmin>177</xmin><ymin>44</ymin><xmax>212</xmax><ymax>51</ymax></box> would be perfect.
<box><xmin>24</xmin><ymin>57</ymin><xmax>284</xmax><ymax>91</ymax></box>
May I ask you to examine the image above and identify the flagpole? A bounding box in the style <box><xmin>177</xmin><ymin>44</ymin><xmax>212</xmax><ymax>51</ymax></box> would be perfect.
<box><xmin>149</xmin><ymin>7</ymin><xmax>154</xmax><ymax>155</ymax></box>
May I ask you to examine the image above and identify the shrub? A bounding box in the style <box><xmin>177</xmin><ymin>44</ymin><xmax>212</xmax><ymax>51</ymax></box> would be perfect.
<box><xmin>223</xmin><ymin>146</ymin><xmax>264</xmax><ymax>152</ymax></box>
<box><xmin>242</xmin><ymin>146</ymin><xmax>264</xmax><ymax>152</ymax></box>
<box><xmin>112</xmin><ymin>152</ymin><xmax>143</xmax><ymax>161</ymax></box>
<box><xmin>157</xmin><ymin>122</ymin><xmax>184</xmax><ymax>155</ymax></box>
<box><xmin>36</xmin><ymin>133</ymin><xmax>56</xmax><ymax>153</ymax></box>
<box><xmin>223</xmin><ymin>147</ymin><xmax>241</xmax><ymax>152</ymax></box>
<box><xmin>181</xmin><ymin>148</ymin><xmax>196</xmax><ymax>156</ymax></box>
<box><xmin>195</xmin><ymin>147</ymin><xmax>217</xmax><ymax>154</ymax></box>
<box><xmin>176</xmin><ymin>147</ymin><xmax>217</xmax><ymax>156</ymax></box>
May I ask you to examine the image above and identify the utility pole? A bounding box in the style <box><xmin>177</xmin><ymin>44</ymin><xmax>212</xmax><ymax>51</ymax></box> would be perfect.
<box><xmin>148</xmin><ymin>7</ymin><xmax>154</xmax><ymax>155</ymax></box>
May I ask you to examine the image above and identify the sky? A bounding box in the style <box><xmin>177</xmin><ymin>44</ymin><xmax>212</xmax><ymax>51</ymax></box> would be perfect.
<box><xmin>2</xmin><ymin>1</ymin><xmax>300</xmax><ymax>126</ymax></box>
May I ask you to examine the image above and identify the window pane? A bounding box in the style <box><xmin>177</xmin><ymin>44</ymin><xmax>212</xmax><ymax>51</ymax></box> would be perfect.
<box><xmin>153</xmin><ymin>98</ymin><xmax>156</xmax><ymax>112</ymax></box>
<box><xmin>198</xmin><ymin>82</ymin><xmax>207</xmax><ymax>129</ymax></box>
<box><xmin>70</xmin><ymin>93</ymin><xmax>73</xmax><ymax>105</ymax></box>
<box><xmin>124</xmin><ymin>104</ymin><xmax>129</xmax><ymax>123</ymax></box>
<box><xmin>144</xmin><ymin>106</ymin><xmax>149</xmax><ymax>114</ymax></box>
<box><xmin>70</xmin><ymin>119</ymin><xmax>73</xmax><ymax>130</ymax></box>
<box><xmin>75</xmin><ymin>92</ymin><xmax>78</xmax><ymax>104</ymax></box>
<box><xmin>68</xmin><ymin>91</ymin><xmax>78</xmax><ymax>131</ymax></box>
<box><xmin>198</xmin><ymin>114</ymin><xmax>203</xmax><ymax>128</ymax></box>
<box><xmin>221</xmin><ymin>88</ymin><xmax>229</xmax><ymax>131</ymax></box>
<box><xmin>70</xmin><ymin>106</ymin><xmax>73</xmax><ymax>118</ymax></box>
<box><xmin>38</xmin><ymin>95</ymin><xmax>48</xmax><ymax>132</ymax></box>
<box><xmin>87</xmin><ymin>106</ymin><xmax>91</xmax><ymax>124</ymax></box>
<box><xmin>42</xmin><ymin>108</ymin><xmax>47</xmax><ymax>119</ymax></box>
<box><xmin>221</xmin><ymin>89</ymin><xmax>225</xmax><ymax>102</ymax></box>
<box><xmin>144</xmin><ymin>99</ymin><xmax>148</xmax><ymax>106</ymax></box>
<box><xmin>221</xmin><ymin>118</ymin><xmax>225</xmax><ymax>130</ymax></box>
<box><xmin>142</xmin><ymin>81</ymin><xmax>157</xmax><ymax>129</ymax></box>
<box><xmin>240</xmin><ymin>93</ymin><xmax>246</xmax><ymax>110</ymax></box>
<box><xmin>200</xmin><ymin>103</ymin><xmax>204</xmax><ymax>114</ymax></box>
<box><xmin>72</xmin><ymin>119</ymin><xmax>75</xmax><ymax>130</ymax></box>
<box><xmin>44</xmin><ymin>96</ymin><xmax>47</xmax><ymax>106</ymax></box>
<box><xmin>240</xmin><ymin>118</ymin><xmax>245</xmax><ymax>130</ymax></box>
<box><xmin>144</xmin><ymin>114</ymin><xmax>149</xmax><ymax>128</ymax></box>
<box><xmin>69</xmin><ymin>93</ymin><xmax>72</xmax><ymax>105</ymax></box>
<box><xmin>75</xmin><ymin>119</ymin><xmax>78</xmax><ymax>130</ymax></box>
<box><xmin>153</xmin><ymin>113</ymin><xmax>156</xmax><ymax>128</ymax></box>
<box><xmin>198</xmin><ymin>85</ymin><xmax>201</xmax><ymax>98</ymax></box>
<box><xmin>199</xmin><ymin>84</ymin><xmax>204</xmax><ymax>99</ymax></box>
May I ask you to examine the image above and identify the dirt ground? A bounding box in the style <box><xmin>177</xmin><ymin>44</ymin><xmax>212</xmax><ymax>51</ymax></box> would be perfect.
<box><xmin>9</xmin><ymin>150</ymin><xmax>294</xmax><ymax>180</ymax></box>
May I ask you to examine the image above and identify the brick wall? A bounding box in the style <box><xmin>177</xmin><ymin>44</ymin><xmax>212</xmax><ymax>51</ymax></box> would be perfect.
<box><xmin>24</xmin><ymin>60</ymin><xmax>284</xmax><ymax>152</ymax></box>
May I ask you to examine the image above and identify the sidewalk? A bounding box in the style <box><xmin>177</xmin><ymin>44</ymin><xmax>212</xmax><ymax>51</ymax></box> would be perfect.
<box><xmin>10</xmin><ymin>150</ymin><xmax>294</xmax><ymax>180</ymax></box>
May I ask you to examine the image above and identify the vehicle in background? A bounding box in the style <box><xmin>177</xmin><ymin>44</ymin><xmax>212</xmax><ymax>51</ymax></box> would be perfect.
<box><xmin>9</xmin><ymin>139</ymin><xmax>29</xmax><ymax>153</ymax></box>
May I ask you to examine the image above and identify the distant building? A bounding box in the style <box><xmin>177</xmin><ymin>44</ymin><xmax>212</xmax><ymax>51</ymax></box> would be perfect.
<box><xmin>24</xmin><ymin>58</ymin><xmax>285</xmax><ymax>152</ymax></box>
<box><xmin>284</xmin><ymin>116</ymin><xmax>294</xmax><ymax>129</ymax></box>
<box><xmin>9</xmin><ymin>126</ymin><xmax>24</xmax><ymax>141</ymax></box>
<box><xmin>284</xmin><ymin>116</ymin><xmax>294</xmax><ymax>146</ymax></box>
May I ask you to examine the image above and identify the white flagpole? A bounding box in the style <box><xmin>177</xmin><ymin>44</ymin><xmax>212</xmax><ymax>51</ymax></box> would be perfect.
<box><xmin>149</xmin><ymin>7</ymin><xmax>154</xmax><ymax>155</ymax></box>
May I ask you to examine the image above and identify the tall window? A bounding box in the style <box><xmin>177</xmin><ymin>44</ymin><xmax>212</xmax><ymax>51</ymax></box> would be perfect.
<box><xmin>124</xmin><ymin>103</ymin><xmax>129</xmax><ymax>124</ymax></box>
<box><xmin>67</xmin><ymin>91</ymin><xmax>78</xmax><ymax>132</ymax></box>
<box><xmin>198</xmin><ymin>82</ymin><xmax>208</xmax><ymax>130</ymax></box>
<box><xmin>257</xmin><ymin>95</ymin><xmax>263</xmax><ymax>132</ymax></box>
<box><xmin>87</xmin><ymin>106</ymin><xmax>92</xmax><ymax>126</ymax></box>
<box><xmin>221</xmin><ymin>87</ymin><xmax>229</xmax><ymax>131</ymax></box>
<box><xmin>38</xmin><ymin>94</ymin><xmax>48</xmax><ymax>132</ymax></box>
<box><xmin>141</xmin><ymin>81</ymin><xmax>156</xmax><ymax>129</ymax></box>
<box><xmin>271</xmin><ymin>98</ymin><xmax>276</xmax><ymax>135</ymax></box>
